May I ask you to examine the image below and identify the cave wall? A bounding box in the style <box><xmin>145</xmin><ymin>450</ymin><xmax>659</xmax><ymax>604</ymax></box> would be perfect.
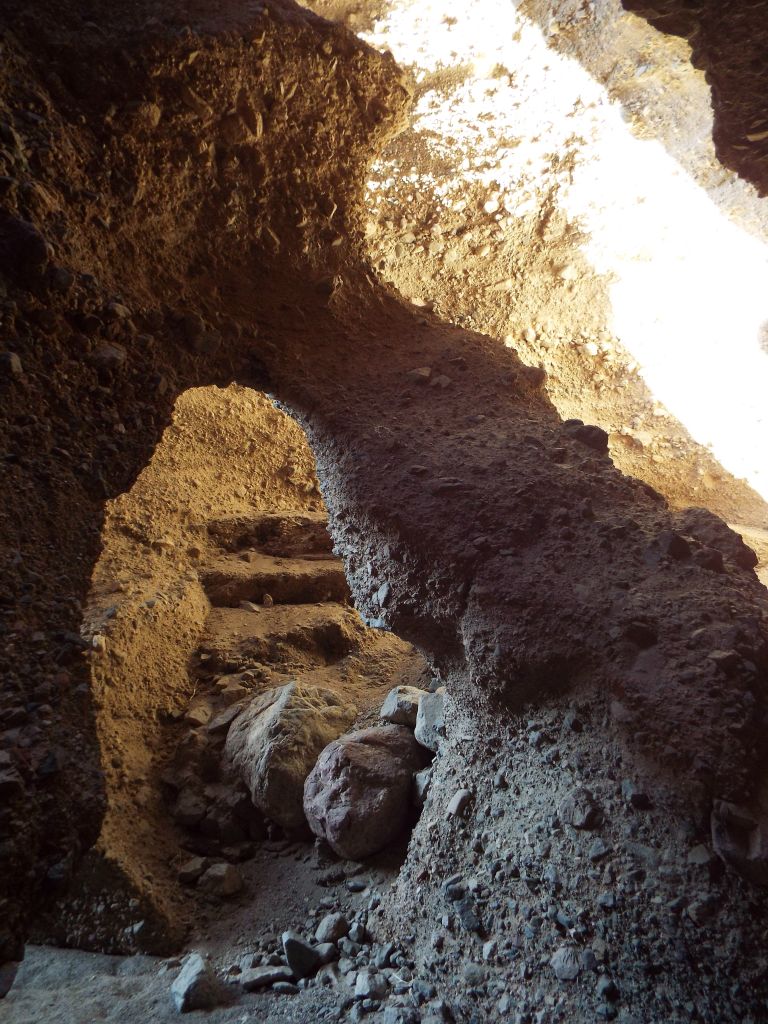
<box><xmin>1</xmin><ymin>0</ymin><xmax>768</xmax><ymax>999</ymax></box>
<box><xmin>0</xmin><ymin>0</ymin><xmax>406</xmax><ymax>980</ymax></box>
<box><xmin>620</xmin><ymin>0</ymin><xmax>768</xmax><ymax>195</ymax></box>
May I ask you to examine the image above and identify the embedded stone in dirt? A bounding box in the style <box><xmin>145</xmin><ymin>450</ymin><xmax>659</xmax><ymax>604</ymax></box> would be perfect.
<box><xmin>559</xmin><ymin>787</ymin><xmax>602</xmax><ymax>830</ymax></box>
<box><xmin>414</xmin><ymin>688</ymin><xmax>446</xmax><ymax>752</ymax></box>
<box><xmin>224</xmin><ymin>681</ymin><xmax>357</xmax><ymax>831</ymax></box>
<box><xmin>240</xmin><ymin>965</ymin><xmax>294</xmax><ymax>991</ymax></box>
<box><xmin>303</xmin><ymin>725</ymin><xmax>431</xmax><ymax>860</ymax></box>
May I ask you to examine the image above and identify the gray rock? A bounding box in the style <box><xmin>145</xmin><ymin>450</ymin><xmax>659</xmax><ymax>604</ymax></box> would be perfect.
<box><xmin>315</xmin><ymin>942</ymin><xmax>339</xmax><ymax>964</ymax></box>
<box><xmin>316</xmin><ymin>912</ymin><xmax>350</xmax><ymax>943</ymax></box>
<box><xmin>380</xmin><ymin>685</ymin><xmax>426</xmax><ymax>727</ymax></box>
<box><xmin>414</xmin><ymin>688</ymin><xmax>446</xmax><ymax>752</ymax></box>
<box><xmin>687</xmin><ymin>844</ymin><xmax>714</xmax><ymax>867</ymax></box>
<box><xmin>318</xmin><ymin>963</ymin><xmax>345</xmax><ymax>988</ymax></box>
<box><xmin>463</xmin><ymin>962</ymin><xmax>486</xmax><ymax>985</ymax></box>
<box><xmin>589</xmin><ymin>838</ymin><xmax>611</xmax><ymax>862</ymax></box>
<box><xmin>282</xmin><ymin>930</ymin><xmax>323</xmax><ymax>979</ymax></box>
<box><xmin>559</xmin><ymin>787</ymin><xmax>601</xmax><ymax>829</ymax></box>
<box><xmin>240</xmin><ymin>965</ymin><xmax>294</xmax><ymax>990</ymax></box>
<box><xmin>304</xmin><ymin>725</ymin><xmax>430</xmax><ymax>860</ymax></box>
<box><xmin>621</xmin><ymin>779</ymin><xmax>651</xmax><ymax>809</ymax></box>
<box><xmin>597</xmin><ymin>976</ymin><xmax>620</xmax><ymax>1001</ymax></box>
<box><xmin>355</xmin><ymin>968</ymin><xmax>388</xmax><ymax>999</ymax></box>
<box><xmin>224</xmin><ymin>682</ymin><xmax>357</xmax><ymax>831</ymax></box>
<box><xmin>171</xmin><ymin>953</ymin><xmax>226</xmax><ymax>1012</ymax></box>
<box><xmin>383</xmin><ymin>1007</ymin><xmax>420</xmax><ymax>1024</ymax></box>
<box><xmin>349</xmin><ymin>923</ymin><xmax>369</xmax><ymax>944</ymax></box>
<box><xmin>197</xmin><ymin>862</ymin><xmax>243</xmax><ymax>897</ymax></box>
<box><xmin>273</xmin><ymin>981</ymin><xmax>299</xmax><ymax>994</ymax></box>
<box><xmin>414</xmin><ymin>766</ymin><xmax>433</xmax><ymax>807</ymax></box>
<box><xmin>551</xmin><ymin>946</ymin><xmax>581</xmax><ymax>981</ymax></box>
<box><xmin>172</xmin><ymin>788</ymin><xmax>206</xmax><ymax>827</ymax></box>
<box><xmin>447</xmin><ymin>789</ymin><xmax>472</xmax><ymax>817</ymax></box>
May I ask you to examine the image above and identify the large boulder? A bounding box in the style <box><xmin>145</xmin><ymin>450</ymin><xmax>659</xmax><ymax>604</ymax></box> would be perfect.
<box><xmin>303</xmin><ymin>725</ymin><xmax>430</xmax><ymax>859</ymax></box>
<box><xmin>223</xmin><ymin>682</ymin><xmax>357</xmax><ymax>831</ymax></box>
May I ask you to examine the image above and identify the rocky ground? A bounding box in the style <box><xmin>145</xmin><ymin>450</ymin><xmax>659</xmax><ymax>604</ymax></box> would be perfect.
<box><xmin>2</xmin><ymin>1</ymin><xmax>768</xmax><ymax>1022</ymax></box>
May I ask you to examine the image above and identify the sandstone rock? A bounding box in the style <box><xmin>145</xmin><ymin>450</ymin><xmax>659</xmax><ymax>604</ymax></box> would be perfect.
<box><xmin>0</xmin><ymin>352</ymin><xmax>22</xmax><ymax>379</ymax></box>
<box><xmin>379</xmin><ymin>685</ymin><xmax>426</xmax><ymax>727</ymax></box>
<box><xmin>177</xmin><ymin>857</ymin><xmax>209</xmax><ymax>884</ymax></box>
<box><xmin>303</xmin><ymin>725</ymin><xmax>430</xmax><ymax>859</ymax></box>
<box><xmin>224</xmin><ymin>682</ymin><xmax>357</xmax><ymax>831</ymax></box>
<box><xmin>414</xmin><ymin>688</ymin><xmax>446</xmax><ymax>752</ymax></box>
<box><xmin>89</xmin><ymin>343</ymin><xmax>127</xmax><ymax>375</ymax></box>
<box><xmin>171</xmin><ymin>953</ymin><xmax>226</xmax><ymax>1012</ymax></box>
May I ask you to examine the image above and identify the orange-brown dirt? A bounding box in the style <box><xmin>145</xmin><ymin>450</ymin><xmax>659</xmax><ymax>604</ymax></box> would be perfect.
<box><xmin>29</xmin><ymin>384</ymin><xmax>426</xmax><ymax>956</ymax></box>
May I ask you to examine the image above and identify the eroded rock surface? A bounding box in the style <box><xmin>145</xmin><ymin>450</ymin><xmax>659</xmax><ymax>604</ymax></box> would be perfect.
<box><xmin>224</xmin><ymin>682</ymin><xmax>358</xmax><ymax>831</ymax></box>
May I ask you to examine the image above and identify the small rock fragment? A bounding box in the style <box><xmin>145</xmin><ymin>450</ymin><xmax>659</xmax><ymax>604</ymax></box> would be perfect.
<box><xmin>551</xmin><ymin>946</ymin><xmax>581</xmax><ymax>981</ymax></box>
<box><xmin>240</xmin><ymin>965</ymin><xmax>294</xmax><ymax>991</ymax></box>
<box><xmin>447</xmin><ymin>789</ymin><xmax>472</xmax><ymax>818</ymax></box>
<box><xmin>380</xmin><ymin>685</ymin><xmax>425</xmax><ymax>727</ymax></box>
<box><xmin>559</xmin><ymin>787</ymin><xmax>601</xmax><ymax>829</ymax></box>
<box><xmin>407</xmin><ymin>366</ymin><xmax>432</xmax><ymax>383</ymax></box>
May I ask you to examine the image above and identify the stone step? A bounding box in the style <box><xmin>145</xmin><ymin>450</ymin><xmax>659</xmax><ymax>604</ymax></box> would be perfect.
<box><xmin>200</xmin><ymin>552</ymin><xmax>349</xmax><ymax>608</ymax></box>
<box><xmin>206</xmin><ymin>511</ymin><xmax>334</xmax><ymax>558</ymax></box>
<box><xmin>200</xmin><ymin>604</ymin><xmax>365</xmax><ymax>673</ymax></box>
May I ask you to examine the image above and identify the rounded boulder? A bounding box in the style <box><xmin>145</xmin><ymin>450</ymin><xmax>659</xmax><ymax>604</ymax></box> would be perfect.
<box><xmin>303</xmin><ymin>725</ymin><xmax>430</xmax><ymax>860</ymax></box>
